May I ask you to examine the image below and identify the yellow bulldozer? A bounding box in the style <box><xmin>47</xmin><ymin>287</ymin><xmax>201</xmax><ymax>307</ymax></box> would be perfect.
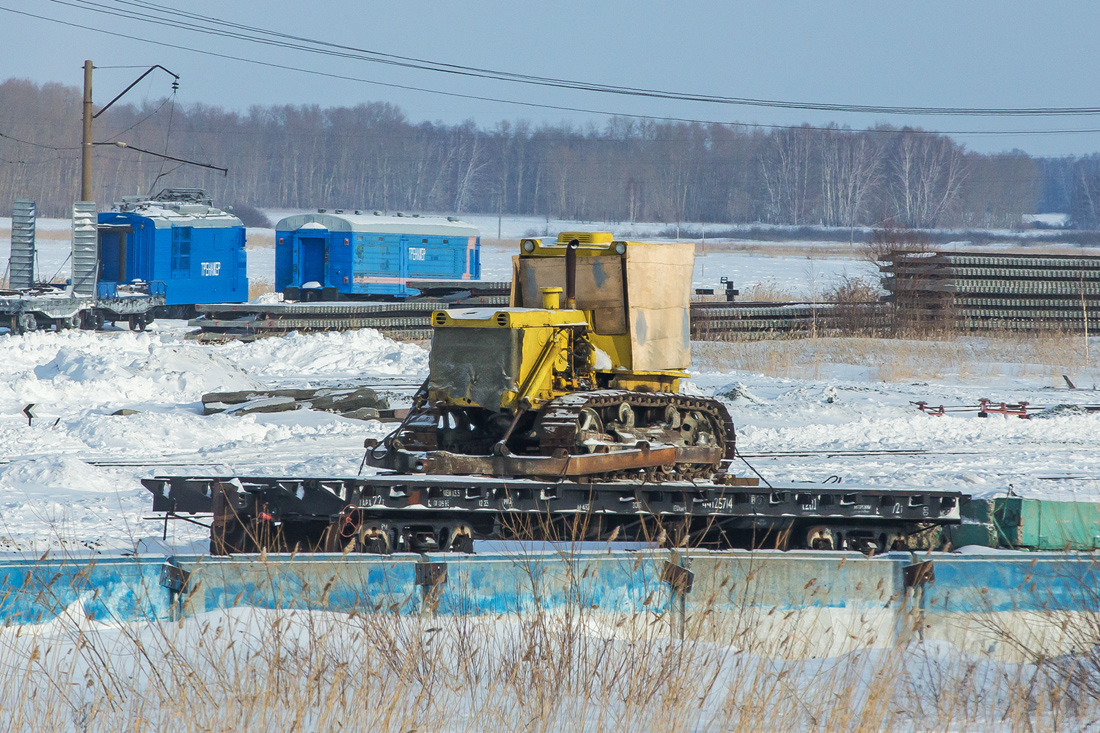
<box><xmin>368</xmin><ymin>231</ymin><xmax>735</xmax><ymax>482</ymax></box>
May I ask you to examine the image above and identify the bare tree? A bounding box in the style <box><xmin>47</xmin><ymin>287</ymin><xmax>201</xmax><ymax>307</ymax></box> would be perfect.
<box><xmin>760</xmin><ymin>125</ymin><xmax>818</xmax><ymax>225</ymax></box>
<box><xmin>884</xmin><ymin>131</ymin><xmax>970</xmax><ymax>228</ymax></box>
<box><xmin>0</xmin><ymin>77</ymin><xmax>1070</xmax><ymax>231</ymax></box>
<box><xmin>819</xmin><ymin>126</ymin><xmax>882</xmax><ymax>227</ymax></box>
<box><xmin>451</xmin><ymin>123</ymin><xmax>489</xmax><ymax>213</ymax></box>
<box><xmin>956</xmin><ymin>151</ymin><xmax>1040</xmax><ymax>229</ymax></box>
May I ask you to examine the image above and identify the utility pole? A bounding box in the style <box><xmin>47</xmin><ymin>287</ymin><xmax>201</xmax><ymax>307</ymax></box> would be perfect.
<box><xmin>81</xmin><ymin>60</ymin><xmax>93</xmax><ymax>201</ymax></box>
<box><xmin>79</xmin><ymin>61</ymin><xmax>183</xmax><ymax>202</ymax></box>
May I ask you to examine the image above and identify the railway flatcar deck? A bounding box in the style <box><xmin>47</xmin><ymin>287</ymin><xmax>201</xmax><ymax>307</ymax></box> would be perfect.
<box><xmin>145</xmin><ymin>473</ymin><xmax>963</xmax><ymax>555</ymax></box>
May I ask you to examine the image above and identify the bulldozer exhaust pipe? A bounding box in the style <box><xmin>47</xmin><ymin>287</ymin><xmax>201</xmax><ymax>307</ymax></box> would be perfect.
<box><xmin>565</xmin><ymin>238</ymin><xmax>578</xmax><ymax>309</ymax></box>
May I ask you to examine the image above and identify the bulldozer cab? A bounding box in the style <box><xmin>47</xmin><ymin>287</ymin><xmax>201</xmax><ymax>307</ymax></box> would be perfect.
<box><xmin>511</xmin><ymin>232</ymin><xmax>694</xmax><ymax>376</ymax></box>
<box><xmin>425</xmin><ymin>232</ymin><xmax>694</xmax><ymax>415</ymax></box>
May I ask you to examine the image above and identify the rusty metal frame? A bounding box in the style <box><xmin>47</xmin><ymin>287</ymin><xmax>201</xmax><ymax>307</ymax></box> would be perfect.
<box><xmin>376</xmin><ymin>443</ymin><xmax>724</xmax><ymax>478</ymax></box>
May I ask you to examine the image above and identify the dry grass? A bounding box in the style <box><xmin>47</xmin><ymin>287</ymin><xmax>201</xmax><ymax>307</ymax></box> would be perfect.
<box><xmin>693</xmin><ymin>332</ymin><xmax>1098</xmax><ymax>384</ymax></box>
<box><xmin>245</xmin><ymin>230</ymin><xmax>275</xmax><ymax>250</ymax></box>
<box><xmin>0</xmin><ymin>553</ymin><xmax>1096</xmax><ymax>731</ymax></box>
<box><xmin>248</xmin><ymin>278</ymin><xmax>274</xmax><ymax>300</ymax></box>
<box><xmin>736</xmin><ymin>281</ymin><xmax>801</xmax><ymax>303</ymax></box>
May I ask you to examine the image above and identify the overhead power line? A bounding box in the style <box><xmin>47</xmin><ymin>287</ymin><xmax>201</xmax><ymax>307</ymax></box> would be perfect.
<box><xmin>0</xmin><ymin>130</ymin><xmax>79</xmax><ymax>150</ymax></box>
<box><xmin>102</xmin><ymin>95</ymin><xmax>172</xmax><ymax>142</ymax></box>
<box><xmin>5</xmin><ymin>3</ymin><xmax>1100</xmax><ymax>140</ymax></box>
<box><xmin>45</xmin><ymin>0</ymin><xmax>1100</xmax><ymax>119</ymax></box>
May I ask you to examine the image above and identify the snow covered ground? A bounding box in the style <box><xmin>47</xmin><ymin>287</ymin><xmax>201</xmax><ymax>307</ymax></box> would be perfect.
<box><xmin>1</xmin><ymin>319</ymin><xmax>1100</xmax><ymax>555</ymax></box>
<box><xmin>476</xmin><ymin>239</ymin><xmax>872</xmax><ymax>296</ymax></box>
<box><xmin>5</xmin><ymin>212</ymin><xmax>1099</xmax><ymax>298</ymax></box>
<box><xmin>0</xmin><ymin>326</ymin><xmax>426</xmax><ymax>554</ymax></box>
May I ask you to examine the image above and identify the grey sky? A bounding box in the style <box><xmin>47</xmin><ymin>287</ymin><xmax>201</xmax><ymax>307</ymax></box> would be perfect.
<box><xmin>4</xmin><ymin>0</ymin><xmax>1100</xmax><ymax>156</ymax></box>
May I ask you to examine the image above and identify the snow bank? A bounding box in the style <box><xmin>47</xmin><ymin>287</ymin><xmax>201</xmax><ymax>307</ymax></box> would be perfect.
<box><xmin>219</xmin><ymin>328</ymin><xmax>427</xmax><ymax>380</ymax></box>
<box><xmin>0</xmin><ymin>326</ymin><xmax>422</xmax><ymax>553</ymax></box>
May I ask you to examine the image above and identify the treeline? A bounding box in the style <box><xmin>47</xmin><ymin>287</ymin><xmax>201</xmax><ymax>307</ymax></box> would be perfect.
<box><xmin>3</xmin><ymin>77</ymin><xmax>1100</xmax><ymax>228</ymax></box>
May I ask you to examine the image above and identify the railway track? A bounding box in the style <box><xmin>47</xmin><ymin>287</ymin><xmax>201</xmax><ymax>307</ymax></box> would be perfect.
<box><xmin>190</xmin><ymin>284</ymin><xmax>511</xmax><ymax>341</ymax></box>
<box><xmin>190</xmin><ymin>296</ymin><xmax>891</xmax><ymax>341</ymax></box>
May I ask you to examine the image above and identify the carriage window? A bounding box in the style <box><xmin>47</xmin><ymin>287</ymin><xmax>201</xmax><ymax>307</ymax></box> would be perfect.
<box><xmin>171</xmin><ymin>227</ymin><xmax>191</xmax><ymax>278</ymax></box>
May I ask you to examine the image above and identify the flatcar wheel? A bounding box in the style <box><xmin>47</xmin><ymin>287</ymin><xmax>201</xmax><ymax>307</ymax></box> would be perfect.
<box><xmin>448</xmin><ymin>525</ymin><xmax>475</xmax><ymax>553</ymax></box>
<box><xmin>128</xmin><ymin>314</ymin><xmax>148</xmax><ymax>331</ymax></box>
<box><xmin>321</xmin><ymin>523</ymin><xmax>342</xmax><ymax>552</ymax></box>
<box><xmin>81</xmin><ymin>311</ymin><xmax>104</xmax><ymax>330</ymax></box>
<box><xmin>363</xmin><ymin>533</ymin><xmax>390</xmax><ymax>555</ymax></box>
<box><xmin>805</xmin><ymin>525</ymin><xmax>835</xmax><ymax>551</ymax></box>
<box><xmin>18</xmin><ymin>313</ymin><xmax>36</xmax><ymax>333</ymax></box>
<box><xmin>357</xmin><ymin>523</ymin><xmax>391</xmax><ymax>554</ymax></box>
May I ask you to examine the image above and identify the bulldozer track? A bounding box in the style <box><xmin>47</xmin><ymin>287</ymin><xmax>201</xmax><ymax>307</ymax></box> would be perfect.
<box><xmin>534</xmin><ymin>390</ymin><xmax>736</xmax><ymax>479</ymax></box>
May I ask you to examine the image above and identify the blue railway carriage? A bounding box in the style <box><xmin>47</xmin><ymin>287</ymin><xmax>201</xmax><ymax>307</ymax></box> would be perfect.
<box><xmin>96</xmin><ymin>189</ymin><xmax>248</xmax><ymax>315</ymax></box>
<box><xmin>274</xmin><ymin>211</ymin><xmax>480</xmax><ymax>299</ymax></box>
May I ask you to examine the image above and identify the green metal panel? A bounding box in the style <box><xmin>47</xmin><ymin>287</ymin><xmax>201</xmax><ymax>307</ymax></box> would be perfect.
<box><xmin>957</xmin><ymin>498</ymin><xmax>1100</xmax><ymax>551</ymax></box>
<box><xmin>947</xmin><ymin>523</ymin><xmax>999</xmax><ymax>548</ymax></box>
<box><xmin>1017</xmin><ymin>499</ymin><xmax>1100</xmax><ymax>551</ymax></box>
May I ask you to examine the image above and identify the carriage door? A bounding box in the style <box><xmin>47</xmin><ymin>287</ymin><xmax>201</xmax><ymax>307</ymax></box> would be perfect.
<box><xmin>298</xmin><ymin>235</ymin><xmax>327</xmax><ymax>287</ymax></box>
<box><xmin>97</xmin><ymin>225</ymin><xmax>131</xmax><ymax>284</ymax></box>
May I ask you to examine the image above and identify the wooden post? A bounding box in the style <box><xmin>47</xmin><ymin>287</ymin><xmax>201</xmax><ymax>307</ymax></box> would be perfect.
<box><xmin>81</xmin><ymin>60</ymin><xmax>93</xmax><ymax>201</ymax></box>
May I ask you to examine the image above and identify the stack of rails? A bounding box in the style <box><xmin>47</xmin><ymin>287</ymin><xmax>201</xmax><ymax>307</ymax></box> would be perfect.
<box><xmin>882</xmin><ymin>252</ymin><xmax>1100</xmax><ymax>331</ymax></box>
<box><xmin>689</xmin><ymin>301</ymin><xmax>888</xmax><ymax>339</ymax></box>
<box><xmin>191</xmin><ymin>281</ymin><xmax>510</xmax><ymax>341</ymax></box>
<box><xmin>197</xmin><ymin>290</ymin><xmax>893</xmax><ymax>342</ymax></box>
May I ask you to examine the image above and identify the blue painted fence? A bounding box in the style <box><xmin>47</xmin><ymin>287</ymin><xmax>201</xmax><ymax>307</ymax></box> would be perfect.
<box><xmin>0</xmin><ymin>556</ymin><xmax>169</xmax><ymax>624</ymax></box>
<box><xmin>0</xmin><ymin>550</ymin><xmax>1097</xmax><ymax>628</ymax></box>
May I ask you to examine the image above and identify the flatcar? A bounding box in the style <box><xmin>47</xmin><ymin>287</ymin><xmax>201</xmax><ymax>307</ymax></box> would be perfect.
<box><xmin>274</xmin><ymin>210</ymin><xmax>479</xmax><ymax>300</ymax></box>
<box><xmin>96</xmin><ymin>189</ymin><xmax>248</xmax><ymax>318</ymax></box>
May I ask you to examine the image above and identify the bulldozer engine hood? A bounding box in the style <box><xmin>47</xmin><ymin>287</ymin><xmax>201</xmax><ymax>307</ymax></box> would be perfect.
<box><xmin>428</xmin><ymin>327</ymin><xmax>523</xmax><ymax>410</ymax></box>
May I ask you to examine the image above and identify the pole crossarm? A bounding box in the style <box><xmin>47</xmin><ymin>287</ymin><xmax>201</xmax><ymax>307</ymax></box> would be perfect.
<box><xmin>92</xmin><ymin>141</ymin><xmax>228</xmax><ymax>176</ymax></box>
<box><xmin>93</xmin><ymin>64</ymin><xmax>180</xmax><ymax>119</ymax></box>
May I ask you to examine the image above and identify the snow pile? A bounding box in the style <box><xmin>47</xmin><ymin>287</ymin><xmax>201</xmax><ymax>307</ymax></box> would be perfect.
<box><xmin>0</xmin><ymin>326</ymin><xmax>422</xmax><ymax>553</ymax></box>
<box><xmin>0</xmin><ymin>330</ymin><xmax>261</xmax><ymax>410</ymax></box>
<box><xmin>220</xmin><ymin>328</ymin><xmax>428</xmax><ymax>380</ymax></box>
<box><xmin>1</xmin><ymin>456</ymin><xmax>125</xmax><ymax>496</ymax></box>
